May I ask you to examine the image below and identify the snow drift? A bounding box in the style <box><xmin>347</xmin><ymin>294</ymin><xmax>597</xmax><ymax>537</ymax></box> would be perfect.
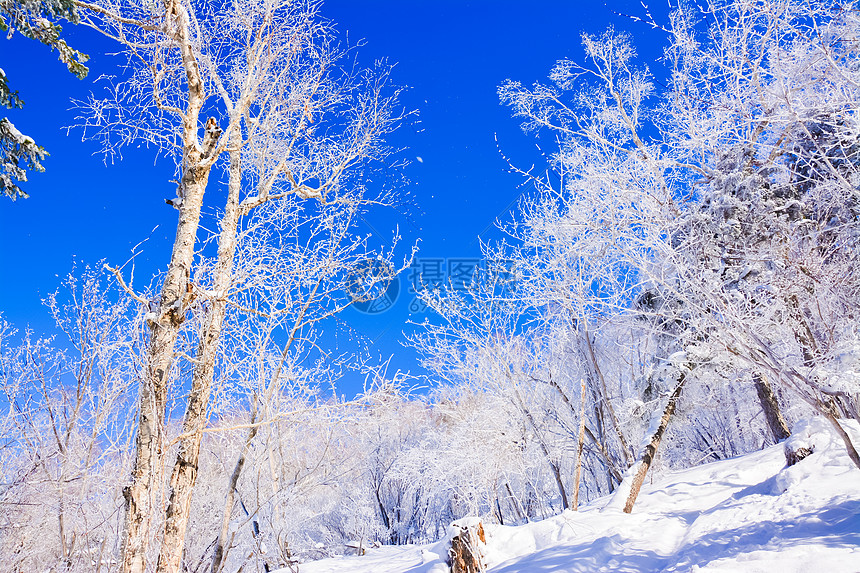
<box><xmin>289</xmin><ymin>417</ymin><xmax>860</xmax><ymax>573</ymax></box>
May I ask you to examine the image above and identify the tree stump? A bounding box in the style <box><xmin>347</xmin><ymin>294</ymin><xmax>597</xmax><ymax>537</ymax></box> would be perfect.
<box><xmin>784</xmin><ymin>443</ymin><xmax>814</xmax><ymax>466</ymax></box>
<box><xmin>447</xmin><ymin>520</ymin><xmax>486</xmax><ymax>573</ymax></box>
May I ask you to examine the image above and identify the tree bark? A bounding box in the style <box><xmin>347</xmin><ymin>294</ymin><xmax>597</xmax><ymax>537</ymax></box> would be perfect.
<box><xmin>118</xmin><ymin>1</ymin><xmax>218</xmax><ymax>570</ymax></box>
<box><xmin>620</xmin><ymin>373</ymin><xmax>686</xmax><ymax>514</ymax></box>
<box><xmin>448</xmin><ymin>521</ymin><xmax>486</xmax><ymax>573</ymax></box>
<box><xmin>121</xmin><ymin>174</ymin><xmax>210</xmax><ymax>573</ymax></box>
<box><xmin>823</xmin><ymin>406</ymin><xmax>860</xmax><ymax>470</ymax></box>
<box><xmin>157</xmin><ymin>148</ymin><xmax>241</xmax><ymax>573</ymax></box>
<box><xmin>572</xmin><ymin>378</ymin><xmax>587</xmax><ymax>510</ymax></box>
<box><xmin>753</xmin><ymin>372</ymin><xmax>790</xmax><ymax>441</ymax></box>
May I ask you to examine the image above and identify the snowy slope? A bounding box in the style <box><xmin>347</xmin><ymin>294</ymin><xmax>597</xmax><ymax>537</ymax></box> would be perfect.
<box><xmin>287</xmin><ymin>418</ymin><xmax>860</xmax><ymax>573</ymax></box>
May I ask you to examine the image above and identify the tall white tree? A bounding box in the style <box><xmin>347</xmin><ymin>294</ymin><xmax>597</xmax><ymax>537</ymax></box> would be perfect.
<box><xmin>72</xmin><ymin>0</ymin><xmax>407</xmax><ymax>570</ymax></box>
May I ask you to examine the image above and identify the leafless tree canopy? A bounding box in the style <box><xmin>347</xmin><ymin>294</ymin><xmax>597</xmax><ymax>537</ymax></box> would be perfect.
<box><xmin>2</xmin><ymin>0</ymin><xmax>860</xmax><ymax>571</ymax></box>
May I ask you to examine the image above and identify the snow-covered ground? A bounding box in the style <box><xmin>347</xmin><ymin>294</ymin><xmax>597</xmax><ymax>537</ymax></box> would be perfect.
<box><xmin>287</xmin><ymin>418</ymin><xmax>860</xmax><ymax>573</ymax></box>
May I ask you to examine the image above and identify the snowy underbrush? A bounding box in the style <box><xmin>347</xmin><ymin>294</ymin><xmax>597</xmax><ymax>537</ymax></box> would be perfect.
<box><xmin>289</xmin><ymin>417</ymin><xmax>860</xmax><ymax>573</ymax></box>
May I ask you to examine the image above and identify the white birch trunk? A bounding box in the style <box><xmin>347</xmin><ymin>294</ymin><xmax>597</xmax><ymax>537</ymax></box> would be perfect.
<box><xmin>118</xmin><ymin>1</ymin><xmax>218</xmax><ymax>569</ymax></box>
<box><xmin>121</xmin><ymin>172</ymin><xmax>210</xmax><ymax>573</ymax></box>
<box><xmin>156</xmin><ymin>148</ymin><xmax>242</xmax><ymax>573</ymax></box>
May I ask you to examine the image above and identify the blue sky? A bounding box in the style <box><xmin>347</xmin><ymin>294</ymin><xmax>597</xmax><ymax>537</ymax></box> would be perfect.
<box><xmin>0</xmin><ymin>0</ymin><xmax>670</xmax><ymax>390</ymax></box>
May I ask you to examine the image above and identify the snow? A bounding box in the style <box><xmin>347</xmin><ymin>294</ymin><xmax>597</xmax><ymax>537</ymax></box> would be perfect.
<box><xmin>600</xmin><ymin>460</ymin><xmax>642</xmax><ymax>512</ymax></box>
<box><xmin>0</xmin><ymin>118</ymin><xmax>33</xmax><ymax>145</ymax></box>
<box><xmin>285</xmin><ymin>418</ymin><xmax>860</xmax><ymax>573</ymax></box>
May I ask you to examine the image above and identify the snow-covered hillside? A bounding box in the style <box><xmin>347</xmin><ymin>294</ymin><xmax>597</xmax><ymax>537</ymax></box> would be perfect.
<box><xmin>290</xmin><ymin>418</ymin><xmax>860</xmax><ymax>573</ymax></box>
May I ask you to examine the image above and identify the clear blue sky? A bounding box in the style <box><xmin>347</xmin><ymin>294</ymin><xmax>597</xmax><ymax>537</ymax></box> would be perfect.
<box><xmin>0</xmin><ymin>0</ymin><xmax>669</xmax><ymax>390</ymax></box>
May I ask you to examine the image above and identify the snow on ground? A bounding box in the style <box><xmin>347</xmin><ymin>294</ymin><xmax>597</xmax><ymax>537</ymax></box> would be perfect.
<box><xmin>287</xmin><ymin>418</ymin><xmax>860</xmax><ymax>573</ymax></box>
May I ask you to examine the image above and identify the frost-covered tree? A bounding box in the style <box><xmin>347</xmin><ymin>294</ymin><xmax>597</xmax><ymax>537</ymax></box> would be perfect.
<box><xmin>412</xmin><ymin>265</ymin><xmax>593</xmax><ymax>513</ymax></box>
<box><xmin>659</xmin><ymin>0</ymin><xmax>860</xmax><ymax>469</ymax></box>
<box><xmin>497</xmin><ymin>0</ymin><xmax>860</xmax><ymax>514</ymax></box>
<box><xmin>0</xmin><ymin>0</ymin><xmax>88</xmax><ymax>198</ymax></box>
<box><xmin>70</xmin><ymin>0</ymin><xmax>407</xmax><ymax>570</ymax></box>
<box><xmin>0</xmin><ymin>267</ymin><xmax>141</xmax><ymax>571</ymax></box>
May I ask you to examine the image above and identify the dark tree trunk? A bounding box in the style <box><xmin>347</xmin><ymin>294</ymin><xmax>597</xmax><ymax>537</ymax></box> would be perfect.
<box><xmin>621</xmin><ymin>374</ymin><xmax>686</xmax><ymax>514</ymax></box>
<box><xmin>754</xmin><ymin>373</ymin><xmax>790</xmax><ymax>441</ymax></box>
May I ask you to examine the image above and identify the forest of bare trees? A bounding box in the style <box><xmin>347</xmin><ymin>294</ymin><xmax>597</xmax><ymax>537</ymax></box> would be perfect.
<box><xmin>2</xmin><ymin>0</ymin><xmax>859</xmax><ymax>571</ymax></box>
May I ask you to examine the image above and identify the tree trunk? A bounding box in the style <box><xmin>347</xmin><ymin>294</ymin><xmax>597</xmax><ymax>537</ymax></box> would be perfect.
<box><xmin>157</xmin><ymin>148</ymin><xmax>241</xmax><ymax>573</ymax></box>
<box><xmin>120</xmin><ymin>172</ymin><xmax>209</xmax><ymax>573</ymax></box>
<box><xmin>544</xmin><ymin>376</ymin><xmax>623</xmax><ymax>485</ymax></box>
<box><xmin>548</xmin><ymin>460</ymin><xmax>570</xmax><ymax>512</ymax></box>
<box><xmin>211</xmin><ymin>410</ymin><xmax>258</xmax><ymax>573</ymax></box>
<box><xmin>572</xmin><ymin>378</ymin><xmax>587</xmax><ymax>510</ymax></box>
<box><xmin>754</xmin><ymin>372</ymin><xmax>790</xmax><ymax>441</ymax></box>
<box><xmin>448</xmin><ymin>521</ymin><xmax>486</xmax><ymax>573</ymax></box>
<box><xmin>503</xmin><ymin>483</ymin><xmax>525</xmax><ymax>523</ymax></box>
<box><xmin>583</xmin><ymin>329</ymin><xmax>632</xmax><ymax>467</ymax></box>
<box><xmin>514</xmin><ymin>391</ymin><xmax>570</xmax><ymax>510</ymax></box>
<box><xmin>118</xmin><ymin>1</ymin><xmax>217</xmax><ymax>570</ymax></box>
<box><xmin>742</xmin><ymin>342</ymin><xmax>860</xmax><ymax>472</ymax></box>
<box><xmin>612</xmin><ymin>373</ymin><xmax>685</xmax><ymax>514</ymax></box>
<box><xmin>494</xmin><ymin>495</ymin><xmax>505</xmax><ymax>525</ymax></box>
<box><xmin>823</xmin><ymin>406</ymin><xmax>860</xmax><ymax>470</ymax></box>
